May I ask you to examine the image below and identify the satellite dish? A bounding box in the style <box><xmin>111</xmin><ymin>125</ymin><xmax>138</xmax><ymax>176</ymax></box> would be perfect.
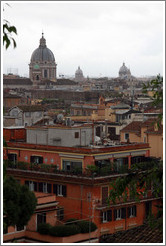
<box><xmin>57</xmin><ymin>114</ymin><xmax>64</xmax><ymax>123</ymax></box>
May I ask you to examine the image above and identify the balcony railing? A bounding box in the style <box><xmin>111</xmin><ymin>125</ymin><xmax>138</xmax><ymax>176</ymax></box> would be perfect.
<box><xmin>4</xmin><ymin>160</ymin><xmax>130</xmax><ymax>178</ymax></box>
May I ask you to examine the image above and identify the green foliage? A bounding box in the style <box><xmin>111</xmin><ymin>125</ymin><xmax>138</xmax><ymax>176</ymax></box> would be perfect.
<box><xmin>40</xmin><ymin>164</ymin><xmax>51</xmax><ymax>172</ymax></box>
<box><xmin>3</xmin><ymin>4</ymin><xmax>17</xmax><ymax>50</ymax></box>
<box><xmin>77</xmin><ymin>220</ymin><xmax>97</xmax><ymax>233</ymax></box>
<box><xmin>3</xmin><ymin>20</ymin><xmax>17</xmax><ymax>49</ymax></box>
<box><xmin>72</xmin><ymin>167</ymin><xmax>82</xmax><ymax>175</ymax></box>
<box><xmin>17</xmin><ymin>161</ymin><xmax>29</xmax><ymax>170</ymax></box>
<box><xmin>143</xmin><ymin>74</ymin><xmax>163</xmax><ymax>104</ymax></box>
<box><xmin>37</xmin><ymin>220</ymin><xmax>97</xmax><ymax>237</ymax></box>
<box><xmin>86</xmin><ymin>165</ymin><xmax>99</xmax><ymax>175</ymax></box>
<box><xmin>30</xmin><ymin>163</ymin><xmax>40</xmax><ymax>171</ymax></box>
<box><xmin>3</xmin><ymin>138</ymin><xmax>7</xmax><ymax>147</ymax></box>
<box><xmin>3</xmin><ymin>176</ymin><xmax>37</xmax><ymax>227</ymax></box>
<box><xmin>143</xmin><ymin>74</ymin><xmax>163</xmax><ymax>124</ymax></box>
<box><xmin>37</xmin><ymin>223</ymin><xmax>52</xmax><ymax>235</ymax></box>
<box><xmin>49</xmin><ymin>224</ymin><xmax>81</xmax><ymax>237</ymax></box>
<box><xmin>109</xmin><ymin>159</ymin><xmax>163</xmax><ymax>204</ymax></box>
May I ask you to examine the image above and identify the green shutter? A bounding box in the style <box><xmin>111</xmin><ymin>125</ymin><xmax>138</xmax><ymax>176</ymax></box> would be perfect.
<box><xmin>107</xmin><ymin>210</ymin><xmax>112</xmax><ymax>221</ymax></box>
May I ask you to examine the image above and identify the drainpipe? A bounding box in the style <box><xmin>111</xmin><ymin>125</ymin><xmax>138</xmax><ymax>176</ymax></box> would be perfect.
<box><xmin>80</xmin><ymin>129</ymin><xmax>81</xmax><ymax>146</ymax></box>
<box><xmin>80</xmin><ymin>185</ymin><xmax>83</xmax><ymax>219</ymax></box>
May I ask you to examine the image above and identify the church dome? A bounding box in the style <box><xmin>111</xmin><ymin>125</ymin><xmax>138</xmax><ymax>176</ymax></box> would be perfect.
<box><xmin>119</xmin><ymin>62</ymin><xmax>131</xmax><ymax>78</ymax></box>
<box><xmin>31</xmin><ymin>33</ymin><xmax>55</xmax><ymax>62</ymax></box>
<box><xmin>119</xmin><ymin>62</ymin><xmax>128</xmax><ymax>74</ymax></box>
<box><xmin>75</xmin><ymin>66</ymin><xmax>83</xmax><ymax>76</ymax></box>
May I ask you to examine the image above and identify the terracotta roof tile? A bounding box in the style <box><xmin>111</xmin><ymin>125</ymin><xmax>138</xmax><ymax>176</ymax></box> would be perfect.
<box><xmin>121</xmin><ymin>121</ymin><xmax>142</xmax><ymax>133</ymax></box>
<box><xmin>100</xmin><ymin>223</ymin><xmax>163</xmax><ymax>243</ymax></box>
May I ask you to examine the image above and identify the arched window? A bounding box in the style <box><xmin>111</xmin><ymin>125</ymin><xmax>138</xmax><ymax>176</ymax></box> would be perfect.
<box><xmin>36</xmin><ymin>75</ymin><xmax>39</xmax><ymax>80</ymax></box>
<box><xmin>44</xmin><ymin>70</ymin><xmax>47</xmax><ymax>78</ymax></box>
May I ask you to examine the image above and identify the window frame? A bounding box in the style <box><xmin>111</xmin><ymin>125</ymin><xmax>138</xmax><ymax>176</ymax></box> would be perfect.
<box><xmin>125</xmin><ymin>133</ymin><xmax>129</xmax><ymax>140</ymax></box>
<box><xmin>36</xmin><ymin>212</ymin><xmax>46</xmax><ymax>230</ymax></box>
<box><xmin>128</xmin><ymin>205</ymin><xmax>137</xmax><ymax>218</ymax></box>
<box><xmin>102</xmin><ymin>210</ymin><xmax>112</xmax><ymax>223</ymax></box>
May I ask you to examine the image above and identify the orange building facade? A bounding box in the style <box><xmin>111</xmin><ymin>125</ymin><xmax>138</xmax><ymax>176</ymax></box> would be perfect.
<box><xmin>120</xmin><ymin>119</ymin><xmax>163</xmax><ymax>159</ymax></box>
<box><xmin>3</xmin><ymin>138</ymin><xmax>161</xmax><ymax>242</ymax></box>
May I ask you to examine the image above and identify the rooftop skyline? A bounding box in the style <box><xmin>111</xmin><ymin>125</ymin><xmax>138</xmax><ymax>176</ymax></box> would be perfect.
<box><xmin>2</xmin><ymin>1</ymin><xmax>164</xmax><ymax>78</ymax></box>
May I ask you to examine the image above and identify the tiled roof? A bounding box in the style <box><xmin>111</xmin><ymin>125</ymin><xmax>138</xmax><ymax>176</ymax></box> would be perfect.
<box><xmin>18</xmin><ymin>105</ymin><xmax>46</xmax><ymax>112</ymax></box>
<box><xmin>100</xmin><ymin>223</ymin><xmax>163</xmax><ymax>243</ymax></box>
<box><xmin>121</xmin><ymin>121</ymin><xmax>142</xmax><ymax>133</ymax></box>
<box><xmin>121</xmin><ymin>118</ymin><xmax>161</xmax><ymax>135</ymax></box>
<box><xmin>3</xmin><ymin>78</ymin><xmax>33</xmax><ymax>85</ymax></box>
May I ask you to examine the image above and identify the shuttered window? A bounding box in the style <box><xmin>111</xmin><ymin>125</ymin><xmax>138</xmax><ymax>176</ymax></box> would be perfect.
<box><xmin>127</xmin><ymin>205</ymin><xmax>137</xmax><ymax>218</ymax></box>
<box><xmin>37</xmin><ymin>213</ymin><xmax>46</xmax><ymax>230</ymax></box>
<box><xmin>53</xmin><ymin>184</ymin><xmax>67</xmax><ymax>197</ymax></box>
<box><xmin>101</xmin><ymin>210</ymin><xmax>112</xmax><ymax>223</ymax></box>
<box><xmin>102</xmin><ymin>186</ymin><xmax>109</xmax><ymax>205</ymax></box>
<box><xmin>25</xmin><ymin>180</ymin><xmax>37</xmax><ymax>192</ymax></box>
<box><xmin>114</xmin><ymin>208</ymin><xmax>126</xmax><ymax>220</ymax></box>
<box><xmin>57</xmin><ymin>208</ymin><xmax>64</xmax><ymax>221</ymax></box>
<box><xmin>30</xmin><ymin>156</ymin><xmax>43</xmax><ymax>164</ymax></box>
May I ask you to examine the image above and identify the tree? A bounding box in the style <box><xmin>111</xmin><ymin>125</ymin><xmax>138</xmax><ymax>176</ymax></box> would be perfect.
<box><xmin>109</xmin><ymin>158</ymin><xmax>163</xmax><ymax>230</ymax></box>
<box><xmin>3</xmin><ymin>175</ymin><xmax>37</xmax><ymax>229</ymax></box>
<box><xmin>3</xmin><ymin>4</ymin><xmax>17</xmax><ymax>49</ymax></box>
<box><xmin>143</xmin><ymin>74</ymin><xmax>163</xmax><ymax>124</ymax></box>
<box><xmin>109</xmin><ymin>74</ymin><xmax>163</xmax><ymax>230</ymax></box>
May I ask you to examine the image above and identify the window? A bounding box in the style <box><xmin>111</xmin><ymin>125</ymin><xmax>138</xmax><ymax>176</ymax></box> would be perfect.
<box><xmin>16</xmin><ymin>225</ymin><xmax>25</xmax><ymax>231</ymax></box>
<box><xmin>38</xmin><ymin>182</ymin><xmax>52</xmax><ymax>193</ymax></box>
<box><xmin>25</xmin><ymin>112</ymin><xmax>31</xmax><ymax>117</ymax></box>
<box><xmin>36</xmin><ymin>75</ymin><xmax>39</xmax><ymax>80</ymax></box>
<box><xmin>8</xmin><ymin>153</ymin><xmax>17</xmax><ymax>164</ymax></box>
<box><xmin>36</xmin><ymin>111</ymin><xmax>42</xmax><ymax>117</ymax></box>
<box><xmin>44</xmin><ymin>70</ymin><xmax>47</xmax><ymax>78</ymax></box>
<box><xmin>25</xmin><ymin>180</ymin><xmax>38</xmax><ymax>192</ymax></box>
<box><xmin>53</xmin><ymin>184</ymin><xmax>67</xmax><ymax>197</ymax></box>
<box><xmin>131</xmin><ymin>156</ymin><xmax>145</xmax><ymax>164</ymax></box>
<box><xmin>62</xmin><ymin>160</ymin><xmax>82</xmax><ymax>172</ymax></box>
<box><xmin>114</xmin><ymin>158</ymin><xmax>128</xmax><ymax>173</ymax></box>
<box><xmin>127</xmin><ymin>205</ymin><xmax>137</xmax><ymax>218</ymax></box>
<box><xmin>30</xmin><ymin>156</ymin><xmax>43</xmax><ymax>164</ymax></box>
<box><xmin>125</xmin><ymin>133</ymin><xmax>129</xmax><ymax>140</ymax></box>
<box><xmin>75</xmin><ymin>132</ymin><xmax>79</xmax><ymax>138</ymax></box>
<box><xmin>114</xmin><ymin>208</ymin><xmax>126</xmax><ymax>220</ymax></box>
<box><xmin>101</xmin><ymin>210</ymin><xmax>112</xmax><ymax>223</ymax></box>
<box><xmin>57</xmin><ymin>208</ymin><xmax>64</xmax><ymax>221</ymax></box>
<box><xmin>11</xmin><ymin>109</ymin><xmax>18</xmax><ymax>117</ymax></box>
<box><xmin>144</xmin><ymin>136</ymin><xmax>146</xmax><ymax>143</ymax></box>
<box><xmin>37</xmin><ymin>213</ymin><xmax>46</xmax><ymax>230</ymax></box>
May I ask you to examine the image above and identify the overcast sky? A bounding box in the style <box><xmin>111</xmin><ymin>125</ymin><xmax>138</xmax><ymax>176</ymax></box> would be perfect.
<box><xmin>2</xmin><ymin>1</ymin><xmax>164</xmax><ymax>78</ymax></box>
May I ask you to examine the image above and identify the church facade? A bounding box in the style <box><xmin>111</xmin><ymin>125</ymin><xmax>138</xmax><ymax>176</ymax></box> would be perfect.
<box><xmin>29</xmin><ymin>33</ymin><xmax>57</xmax><ymax>86</ymax></box>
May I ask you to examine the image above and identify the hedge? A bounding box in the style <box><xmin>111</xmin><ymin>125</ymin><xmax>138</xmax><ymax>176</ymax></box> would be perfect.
<box><xmin>49</xmin><ymin>225</ymin><xmax>80</xmax><ymax>237</ymax></box>
<box><xmin>77</xmin><ymin>221</ymin><xmax>97</xmax><ymax>233</ymax></box>
<box><xmin>37</xmin><ymin>223</ymin><xmax>51</xmax><ymax>235</ymax></box>
<box><xmin>37</xmin><ymin>221</ymin><xmax>97</xmax><ymax>237</ymax></box>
